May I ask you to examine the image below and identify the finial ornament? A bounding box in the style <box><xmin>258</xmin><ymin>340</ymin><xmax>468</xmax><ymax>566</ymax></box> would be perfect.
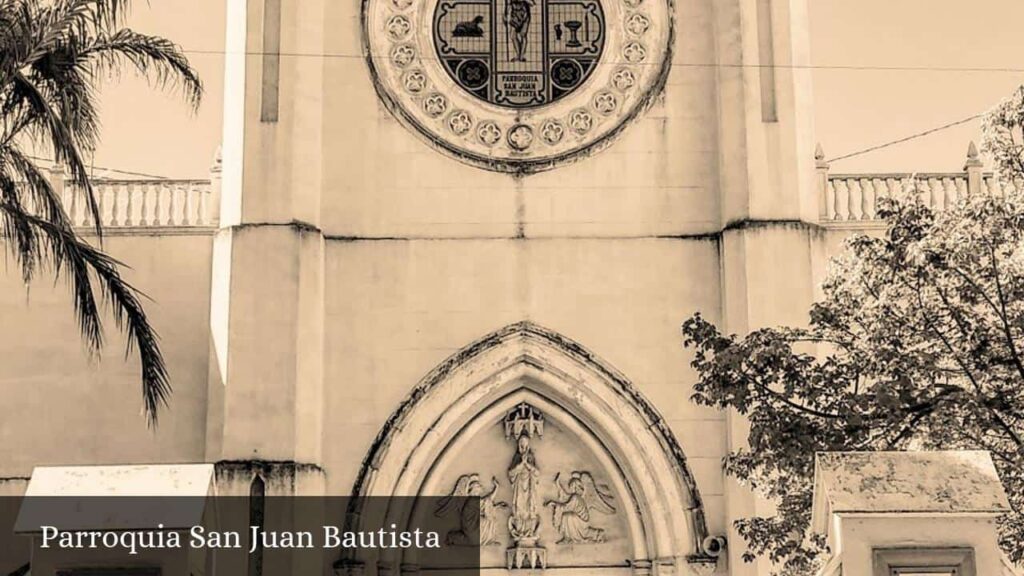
<box><xmin>815</xmin><ymin>143</ymin><xmax>829</xmax><ymax>169</ymax></box>
<box><xmin>962</xmin><ymin>140</ymin><xmax>987</xmax><ymax>169</ymax></box>
<box><xmin>505</xmin><ymin>402</ymin><xmax>545</xmax><ymax>439</ymax></box>
<box><xmin>211</xmin><ymin>145</ymin><xmax>223</xmax><ymax>173</ymax></box>
<box><xmin>965</xmin><ymin>140</ymin><xmax>984</xmax><ymax>168</ymax></box>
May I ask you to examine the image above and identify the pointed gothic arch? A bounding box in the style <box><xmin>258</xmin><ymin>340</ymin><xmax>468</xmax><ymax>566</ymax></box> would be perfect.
<box><xmin>342</xmin><ymin>322</ymin><xmax>718</xmax><ymax>575</ymax></box>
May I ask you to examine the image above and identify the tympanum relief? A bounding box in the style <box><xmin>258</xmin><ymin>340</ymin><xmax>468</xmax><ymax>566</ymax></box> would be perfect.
<box><xmin>434</xmin><ymin>402</ymin><xmax>627</xmax><ymax>570</ymax></box>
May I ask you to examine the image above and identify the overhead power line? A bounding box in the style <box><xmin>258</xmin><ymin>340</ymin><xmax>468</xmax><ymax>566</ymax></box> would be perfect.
<box><xmin>29</xmin><ymin>113</ymin><xmax>990</xmax><ymax>176</ymax></box>
<box><xmin>179</xmin><ymin>48</ymin><xmax>1024</xmax><ymax>74</ymax></box>
<box><xmin>827</xmin><ymin>114</ymin><xmax>986</xmax><ymax>164</ymax></box>
<box><xmin>26</xmin><ymin>155</ymin><xmax>169</xmax><ymax>180</ymax></box>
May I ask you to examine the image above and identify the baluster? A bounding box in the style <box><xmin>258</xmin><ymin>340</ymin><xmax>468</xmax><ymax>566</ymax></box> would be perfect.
<box><xmin>82</xmin><ymin>186</ymin><xmax>94</xmax><ymax>228</ymax></box>
<box><xmin>196</xmin><ymin>183</ymin><xmax>204</xmax><ymax>225</ymax></box>
<box><xmin>168</xmin><ymin>183</ymin><xmax>178</xmax><ymax>226</ymax></box>
<box><xmin>955</xmin><ymin>177</ymin><xmax>967</xmax><ymax>205</ymax></box>
<box><xmin>943</xmin><ymin>178</ymin><xmax>956</xmax><ymax>210</ymax></box>
<box><xmin>183</xmin><ymin>183</ymin><xmax>194</xmax><ymax>225</ymax></box>
<box><xmin>862</xmin><ymin>178</ymin><xmax>875</xmax><ymax>219</ymax></box>
<box><xmin>198</xmin><ymin>184</ymin><xmax>209</xmax><ymax>226</ymax></box>
<box><xmin>154</xmin><ymin>182</ymin><xmax>164</xmax><ymax>225</ymax></box>
<box><xmin>110</xmin><ymin>182</ymin><xmax>122</xmax><ymax>226</ymax></box>
<box><xmin>874</xmin><ymin>177</ymin><xmax>887</xmax><ymax>202</ymax></box>
<box><xmin>825</xmin><ymin>180</ymin><xmax>836</xmax><ymax>220</ymax></box>
<box><xmin>880</xmin><ymin>177</ymin><xmax>894</xmax><ymax>208</ymax></box>
<box><xmin>98</xmin><ymin>184</ymin><xmax>108</xmax><ymax>227</ymax></box>
<box><xmin>928</xmin><ymin>178</ymin><xmax>940</xmax><ymax>209</ymax></box>
<box><xmin>897</xmin><ymin>176</ymin><xmax>910</xmax><ymax>200</ymax></box>
<box><xmin>119</xmin><ymin>182</ymin><xmax>129</xmax><ymax>225</ymax></box>
<box><xmin>834</xmin><ymin>179</ymin><xmax>849</xmax><ymax>220</ymax></box>
<box><xmin>848</xmin><ymin>179</ymin><xmax>863</xmax><ymax>220</ymax></box>
<box><xmin>124</xmin><ymin>182</ymin><xmax>135</xmax><ymax>226</ymax></box>
<box><xmin>166</xmin><ymin>182</ymin><xmax>175</xmax><ymax>225</ymax></box>
<box><xmin>152</xmin><ymin>182</ymin><xmax>161</xmax><ymax>225</ymax></box>
<box><xmin>139</xmin><ymin>183</ymin><xmax>150</xmax><ymax>226</ymax></box>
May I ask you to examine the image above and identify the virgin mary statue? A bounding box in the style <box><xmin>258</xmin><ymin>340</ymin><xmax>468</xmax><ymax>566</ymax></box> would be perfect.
<box><xmin>507</xmin><ymin>433</ymin><xmax>541</xmax><ymax>544</ymax></box>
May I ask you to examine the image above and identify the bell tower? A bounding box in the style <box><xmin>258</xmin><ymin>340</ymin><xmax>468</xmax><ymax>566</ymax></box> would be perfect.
<box><xmin>208</xmin><ymin>0</ymin><xmax>820</xmax><ymax>574</ymax></box>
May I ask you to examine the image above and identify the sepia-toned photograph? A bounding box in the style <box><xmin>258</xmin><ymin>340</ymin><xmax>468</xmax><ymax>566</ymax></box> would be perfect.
<box><xmin>1</xmin><ymin>0</ymin><xmax>1022</xmax><ymax>574</ymax></box>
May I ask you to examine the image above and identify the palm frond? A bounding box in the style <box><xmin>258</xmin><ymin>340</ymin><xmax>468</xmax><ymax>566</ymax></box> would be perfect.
<box><xmin>9</xmin><ymin>70</ymin><xmax>103</xmax><ymax>234</ymax></box>
<box><xmin>6</xmin><ymin>144</ymin><xmax>76</xmax><ymax>227</ymax></box>
<box><xmin>0</xmin><ymin>0</ymin><xmax>203</xmax><ymax>424</ymax></box>
<box><xmin>81</xmin><ymin>29</ymin><xmax>203</xmax><ymax>110</ymax></box>
<box><xmin>0</xmin><ymin>173</ymin><xmax>42</xmax><ymax>282</ymax></box>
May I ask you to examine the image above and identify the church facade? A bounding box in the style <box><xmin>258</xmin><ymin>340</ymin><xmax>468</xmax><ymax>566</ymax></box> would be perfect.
<box><xmin>1</xmin><ymin>0</ymin><xmax>1007</xmax><ymax>574</ymax></box>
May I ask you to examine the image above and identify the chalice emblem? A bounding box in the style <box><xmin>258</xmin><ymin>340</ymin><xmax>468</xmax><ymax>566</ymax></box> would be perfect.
<box><xmin>563</xmin><ymin>20</ymin><xmax>583</xmax><ymax>47</ymax></box>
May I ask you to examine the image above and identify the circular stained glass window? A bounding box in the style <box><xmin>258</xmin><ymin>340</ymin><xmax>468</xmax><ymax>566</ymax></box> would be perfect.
<box><xmin>433</xmin><ymin>0</ymin><xmax>606</xmax><ymax>108</ymax></box>
<box><xmin>364</xmin><ymin>0</ymin><xmax>670</xmax><ymax>173</ymax></box>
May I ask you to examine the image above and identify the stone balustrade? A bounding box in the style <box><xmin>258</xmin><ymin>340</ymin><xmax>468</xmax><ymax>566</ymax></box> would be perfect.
<box><xmin>42</xmin><ymin>150</ymin><xmax>222</xmax><ymax>232</ymax></box>
<box><xmin>815</xmin><ymin>142</ymin><xmax>1019</xmax><ymax>227</ymax></box>
<box><xmin>34</xmin><ymin>143</ymin><xmax>1018</xmax><ymax>233</ymax></box>
<box><xmin>820</xmin><ymin>172</ymin><xmax>1021</xmax><ymax>223</ymax></box>
<box><xmin>59</xmin><ymin>178</ymin><xmax>216</xmax><ymax>230</ymax></box>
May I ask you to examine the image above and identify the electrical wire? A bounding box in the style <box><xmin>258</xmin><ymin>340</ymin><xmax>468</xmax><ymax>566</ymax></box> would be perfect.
<box><xmin>25</xmin><ymin>155</ymin><xmax>169</xmax><ymax>180</ymax></box>
<box><xmin>178</xmin><ymin>47</ymin><xmax>1024</xmax><ymax>75</ymax></box>
<box><xmin>827</xmin><ymin>113</ymin><xmax>985</xmax><ymax>164</ymax></box>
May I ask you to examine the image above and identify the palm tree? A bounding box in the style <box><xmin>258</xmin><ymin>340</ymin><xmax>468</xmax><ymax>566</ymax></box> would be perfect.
<box><xmin>0</xmin><ymin>0</ymin><xmax>203</xmax><ymax>425</ymax></box>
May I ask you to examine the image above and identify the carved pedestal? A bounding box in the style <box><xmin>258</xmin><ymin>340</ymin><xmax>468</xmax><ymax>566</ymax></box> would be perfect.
<box><xmin>507</xmin><ymin>546</ymin><xmax>548</xmax><ymax>570</ymax></box>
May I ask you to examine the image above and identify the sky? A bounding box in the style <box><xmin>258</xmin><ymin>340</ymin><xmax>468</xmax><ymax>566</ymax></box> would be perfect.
<box><xmin>84</xmin><ymin>0</ymin><xmax>1024</xmax><ymax>179</ymax></box>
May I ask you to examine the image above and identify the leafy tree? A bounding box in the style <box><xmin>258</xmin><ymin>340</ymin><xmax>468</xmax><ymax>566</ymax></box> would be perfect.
<box><xmin>0</xmin><ymin>0</ymin><xmax>202</xmax><ymax>424</ymax></box>
<box><xmin>683</xmin><ymin>86</ymin><xmax>1024</xmax><ymax>574</ymax></box>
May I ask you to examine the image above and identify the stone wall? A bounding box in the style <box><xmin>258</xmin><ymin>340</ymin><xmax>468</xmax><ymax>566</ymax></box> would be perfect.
<box><xmin>0</xmin><ymin>233</ymin><xmax>214</xmax><ymax>478</ymax></box>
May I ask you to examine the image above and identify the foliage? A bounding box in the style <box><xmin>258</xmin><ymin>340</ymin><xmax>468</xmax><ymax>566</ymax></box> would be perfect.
<box><xmin>683</xmin><ymin>86</ymin><xmax>1024</xmax><ymax>574</ymax></box>
<box><xmin>0</xmin><ymin>0</ymin><xmax>202</xmax><ymax>424</ymax></box>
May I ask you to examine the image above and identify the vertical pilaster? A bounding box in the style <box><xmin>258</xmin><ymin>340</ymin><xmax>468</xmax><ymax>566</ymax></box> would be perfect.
<box><xmin>755</xmin><ymin>0</ymin><xmax>777</xmax><ymax>123</ymax></box>
<box><xmin>208</xmin><ymin>148</ymin><xmax>223</xmax><ymax>225</ymax></box>
<box><xmin>815</xmin><ymin>144</ymin><xmax>831</xmax><ymax>221</ymax></box>
<box><xmin>965</xmin><ymin>141</ymin><xmax>984</xmax><ymax>195</ymax></box>
<box><xmin>207</xmin><ymin>0</ymin><xmax>327</xmax><ymax>482</ymax></box>
<box><xmin>712</xmin><ymin>0</ymin><xmax>818</xmax><ymax>573</ymax></box>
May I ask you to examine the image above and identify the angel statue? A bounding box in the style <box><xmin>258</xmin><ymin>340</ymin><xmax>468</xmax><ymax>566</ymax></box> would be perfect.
<box><xmin>435</xmin><ymin>474</ymin><xmax>508</xmax><ymax>546</ymax></box>
<box><xmin>545</xmin><ymin>471</ymin><xmax>616</xmax><ymax>544</ymax></box>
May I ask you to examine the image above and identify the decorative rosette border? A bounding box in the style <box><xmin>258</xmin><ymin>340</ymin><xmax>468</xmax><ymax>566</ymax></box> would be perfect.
<box><xmin>364</xmin><ymin>0</ymin><xmax>672</xmax><ymax>173</ymax></box>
